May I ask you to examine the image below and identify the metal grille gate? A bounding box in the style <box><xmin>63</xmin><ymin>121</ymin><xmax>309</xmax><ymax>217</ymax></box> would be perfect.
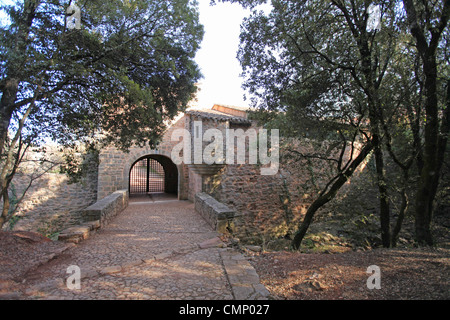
<box><xmin>129</xmin><ymin>157</ymin><xmax>165</xmax><ymax>194</ymax></box>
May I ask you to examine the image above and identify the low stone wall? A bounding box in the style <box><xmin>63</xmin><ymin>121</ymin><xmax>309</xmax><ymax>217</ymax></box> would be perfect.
<box><xmin>82</xmin><ymin>190</ymin><xmax>129</xmax><ymax>226</ymax></box>
<box><xmin>194</xmin><ymin>192</ymin><xmax>236</xmax><ymax>234</ymax></box>
<box><xmin>57</xmin><ymin>190</ymin><xmax>128</xmax><ymax>243</ymax></box>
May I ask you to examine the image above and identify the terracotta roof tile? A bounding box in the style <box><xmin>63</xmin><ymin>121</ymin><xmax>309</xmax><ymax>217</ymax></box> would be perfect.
<box><xmin>186</xmin><ymin>109</ymin><xmax>252</xmax><ymax>124</ymax></box>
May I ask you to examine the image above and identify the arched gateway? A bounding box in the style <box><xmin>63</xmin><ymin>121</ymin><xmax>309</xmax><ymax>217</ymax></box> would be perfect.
<box><xmin>96</xmin><ymin>104</ymin><xmax>253</xmax><ymax>202</ymax></box>
<box><xmin>129</xmin><ymin>154</ymin><xmax>178</xmax><ymax>195</ymax></box>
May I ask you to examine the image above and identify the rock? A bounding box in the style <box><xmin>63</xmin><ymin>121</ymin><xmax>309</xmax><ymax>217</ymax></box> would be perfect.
<box><xmin>308</xmin><ymin>272</ymin><xmax>322</xmax><ymax>280</ymax></box>
<box><xmin>81</xmin><ymin>269</ymin><xmax>99</xmax><ymax>279</ymax></box>
<box><xmin>245</xmin><ymin>245</ymin><xmax>262</xmax><ymax>253</ymax></box>
<box><xmin>198</xmin><ymin>237</ymin><xmax>224</xmax><ymax>249</ymax></box>
<box><xmin>142</xmin><ymin>257</ymin><xmax>156</xmax><ymax>264</ymax></box>
<box><xmin>230</xmin><ymin>238</ymin><xmax>240</xmax><ymax>245</ymax></box>
<box><xmin>154</xmin><ymin>251</ymin><xmax>172</xmax><ymax>260</ymax></box>
<box><xmin>83</xmin><ymin>220</ymin><xmax>100</xmax><ymax>231</ymax></box>
<box><xmin>310</xmin><ymin>280</ymin><xmax>329</xmax><ymax>291</ymax></box>
<box><xmin>57</xmin><ymin>232</ymin><xmax>83</xmax><ymax>244</ymax></box>
<box><xmin>58</xmin><ymin>226</ymin><xmax>90</xmax><ymax>243</ymax></box>
<box><xmin>100</xmin><ymin>265</ymin><xmax>122</xmax><ymax>275</ymax></box>
<box><xmin>11</xmin><ymin>231</ymin><xmax>51</xmax><ymax>243</ymax></box>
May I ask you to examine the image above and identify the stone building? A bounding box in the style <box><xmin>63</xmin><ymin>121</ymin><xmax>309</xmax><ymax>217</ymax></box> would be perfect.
<box><xmin>6</xmin><ymin>102</ymin><xmax>376</xmax><ymax>246</ymax></box>
<box><xmin>7</xmin><ymin>103</ymin><xmax>307</xmax><ymax>243</ymax></box>
<box><xmin>96</xmin><ymin>104</ymin><xmax>256</xmax><ymax>202</ymax></box>
<box><xmin>95</xmin><ymin>103</ymin><xmax>300</xmax><ymax>243</ymax></box>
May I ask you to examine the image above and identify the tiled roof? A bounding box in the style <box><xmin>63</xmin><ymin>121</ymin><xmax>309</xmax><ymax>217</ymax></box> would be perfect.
<box><xmin>212</xmin><ymin>104</ymin><xmax>251</xmax><ymax>112</ymax></box>
<box><xmin>186</xmin><ymin>108</ymin><xmax>252</xmax><ymax>124</ymax></box>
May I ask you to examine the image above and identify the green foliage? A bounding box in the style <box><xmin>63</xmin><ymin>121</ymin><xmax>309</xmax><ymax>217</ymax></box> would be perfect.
<box><xmin>0</xmin><ymin>0</ymin><xmax>204</xmax><ymax>228</ymax></box>
<box><xmin>220</xmin><ymin>0</ymin><xmax>450</xmax><ymax>249</ymax></box>
<box><xmin>59</xmin><ymin>142</ymin><xmax>99</xmax><ymax>184</ymax></box>
<box><xmin>0</xmin><ymin>0</ymin><xmax>204</xmax><ymax>150</ymax></box>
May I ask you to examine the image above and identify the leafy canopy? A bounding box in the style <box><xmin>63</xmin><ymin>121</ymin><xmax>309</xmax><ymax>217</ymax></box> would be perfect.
<box><xmin>0</xmin><ymin>0</ymin><xmax>204</xmax><ymax>150</ymax></box>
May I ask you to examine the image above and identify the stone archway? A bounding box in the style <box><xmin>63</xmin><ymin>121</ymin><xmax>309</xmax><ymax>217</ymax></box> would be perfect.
<box><xmin>97</xmin><ymin>144</ymin><xmax>188</xmax><ymax>200</ymax></box>
<box><xmin>119</xmin><ymin>147</ymin><xmax>186</xmax><ymax>200</ymax></box>
<box><xmin>128</xmin><ymin>154</ymin><xmax>178</xmax><ymax>196</ymax></box>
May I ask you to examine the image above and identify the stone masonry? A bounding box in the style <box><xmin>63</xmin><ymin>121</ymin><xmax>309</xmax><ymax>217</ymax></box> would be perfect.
<box><xmin>96</xmin><ymin>104</ymin><xmax>255</xmax><ymax>202</ymax></box>
<box><xmin>95</xmin><ymin>104</ymin><xmax>299</xmax><ymax>243</ymax></box>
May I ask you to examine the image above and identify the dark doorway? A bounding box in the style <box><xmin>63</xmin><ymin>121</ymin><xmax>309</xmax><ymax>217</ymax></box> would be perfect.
<box><xmin>129</xmin><ymin>155</ymin><xmax>178</xmax><ymax>195</ymax></box>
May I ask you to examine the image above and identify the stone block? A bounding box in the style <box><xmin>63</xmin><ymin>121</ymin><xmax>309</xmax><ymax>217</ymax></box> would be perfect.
<box><xmin>232</xmin><ymin>284</ymin><xmax>254</xmax><ymax>300</ymax></box>
<box><xmin>57</xmin><ymin>232</ymin><xmax>83</xmax><ymax>244</ymax></box>
<box><xmin>58</xmin><ymin>226</ymin><xmax>90</xmax><ymax>243</ymax></box>
<box><xmin>83</xmin><ymin>220</ymin><xmax>100</xmax><ymax>231</ymax></box>
<box><xmin>194</xmin><ymin>192</ymin><xmax>235</xmax><ymax>234</ymax></box>
<box><xmin>82</xmin><ymin>189</ymin><xmax>128</xmax><ymax>226</ymax></box>
<box><xmin>198</xmin><ymin>237</ymin><xmax>224</xmax><ymax>249</ymax></box>
<box><xmin>154</xmin><ymin>251</ymin><xmax>172</xmax><ymax>260</ymax></box>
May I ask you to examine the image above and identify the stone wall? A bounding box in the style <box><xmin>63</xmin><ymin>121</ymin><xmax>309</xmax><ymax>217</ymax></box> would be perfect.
<box><xmin>83</xmin><ymin>189</ymin><xmax>129</xmax><ymax>226</ymax></box>
<box><xmin>208</xmin><ymin>164</ymin><xmax>303</xmax><ymax>243</ymax></box>
<box><xmin>207</xmin><ymin>138</ymin><xmax>369</xmax><ymax>244</ymax></box>
<box><xmin>188</xmin><ymin>170</ymin><xmax>203</xmax><ymax>201</ymax></box>
<box><xmin>194</xmin><ymin>192</ymin><xmax>236</xmax><ymax>233</ymax></box>
<box><xmin>3</xmin><ymin>169</ymin><xmax>98</xmax><ymax>236</ymax></box>
<box><xmin>97</xmin><ymin>115</ymin><xmax>189</xmax><ymax>200</ymax></box>
<box><xmin>0</xmin><ymin>144</ymin><xmax>99</xmax><ymax>236</ymax></box>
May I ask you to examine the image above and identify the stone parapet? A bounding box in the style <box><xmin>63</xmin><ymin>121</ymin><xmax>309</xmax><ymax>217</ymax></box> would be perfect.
<box><xmin>82</xmin><ymin>189</ymin><xmax>129</xmax><ymax>226</ymax></box>
<box><xmin>194</xmin><ymin>192</ymin><xmax>236</xmax><ymax>234</ymax></box>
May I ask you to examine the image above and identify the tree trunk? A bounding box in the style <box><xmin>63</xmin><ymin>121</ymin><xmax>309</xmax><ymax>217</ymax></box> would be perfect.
<box><xmin>0</xmin><ymin>188</ymin><xmax>11</xmax><ymax>229</ymax></box>
<box><xmin>373</xmin><ymin>134</ymin><xmax>391</xmax><ymax>247</ymax></box>
<box><xmin>415</xmin><ymin>78</ymin><xmax>450</xmax><ymax>245</ymax></box>
<box><xmin>0</xmin><ymin>79</ymin><xmax>19</xmax><ymax>157</ymax></box>
<box><xmin>391</xmin><ymin>170</ymin><xmax>410</xmax><ymax>247</ymax></box>
<box><xmin>414</xmin><ymin>58</ymin><xmax>439</xmax><ymax>246</ymax></box>
<box><xmin>291</xmin><ymin>140</ymin><xmax>374</xmax><ymax>250</ymax></box>
<box><xmin>402</xmin><ymin>0</ymin><xmax>450</xmax><ymax>246</ymax></box>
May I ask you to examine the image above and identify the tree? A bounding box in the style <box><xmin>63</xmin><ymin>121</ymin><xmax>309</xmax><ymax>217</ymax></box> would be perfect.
<box><xmin>0</xmin><ymin>0</ymin><xmax>204</xmax><ymax>228</ymax></box>
<box><xmin>217</xmin><ymin>0</ymin><xmax>449</xmax><ymax>248</ymax></box>
<box><xmin>402</xmin><ymin>0</ymin><xmax>450</xmax><ymax>246</ymax></box>
<box><xmin>217</xmin><ymin>0</ymin><xmax>401</xmax><ymax>248</ymax></box>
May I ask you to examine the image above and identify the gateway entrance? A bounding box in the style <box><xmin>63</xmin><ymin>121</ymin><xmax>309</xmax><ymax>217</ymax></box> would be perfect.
<box><xmin>129</xmin><ymin>155</ymin><xmax>178</xmax><ymax>195</ymax></box>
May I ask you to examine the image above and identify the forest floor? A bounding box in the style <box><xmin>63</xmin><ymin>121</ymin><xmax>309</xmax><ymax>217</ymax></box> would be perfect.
<box><xmin>247</xmin><ymin>246</ymin><xmax>449</xmax><ymax>300</ymax></box>
<box><xmin>243</xmin><ymin>210</ymin><xmax>450</xmax><ymax>300</ymax></box>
